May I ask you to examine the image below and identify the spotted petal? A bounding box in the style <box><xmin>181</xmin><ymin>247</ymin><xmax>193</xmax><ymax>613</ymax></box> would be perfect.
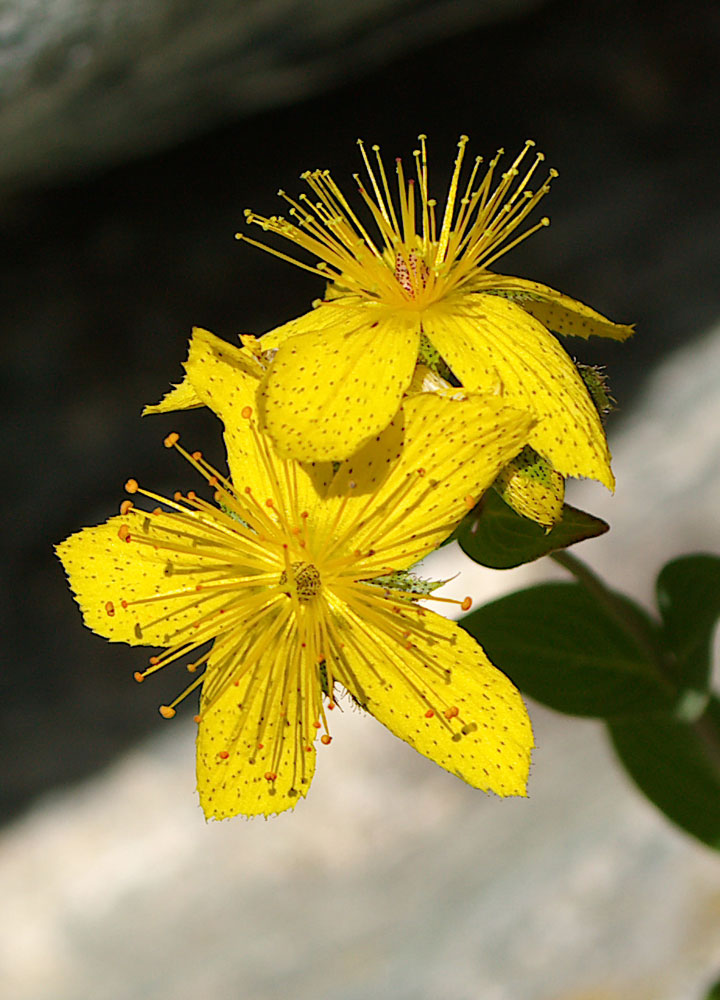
<box><xmin>479</xmin><ymin>274</ymin><xmax>634</xmax><ymax>341</ymax></box>
<box><xmin>258</xmin><ymin>301</ymin><xmax>421</xmax><ymax>462</ymax></box>
<box><xmin>318</xmin><ymin>391</ymin><xmax>534</xmax><ymax>576</ymax></box>
<box><xmin>423</xmin><ymin>294</ymin><xmax>614</xmax><ymax>488</ymax></box>
<box><xmin>328</xmin><ymin>597</ymin><xmax>533</xmax><ymax>797</ymax></box>
<box><xmin>56</xmin><ymin>515</ymin><xmax>242</xmax><ymax>647</ymax></box>
<box><xmin>197</xmin><ymin>611</ymin><xmax>320</xmax><ymax>820</ymax></box>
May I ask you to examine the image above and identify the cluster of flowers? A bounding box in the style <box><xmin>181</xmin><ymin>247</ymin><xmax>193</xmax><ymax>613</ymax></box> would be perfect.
<box><xmin>57</xmin><ymin>136</ymin><xmax>631</xmax><ymax>820</ymax></box>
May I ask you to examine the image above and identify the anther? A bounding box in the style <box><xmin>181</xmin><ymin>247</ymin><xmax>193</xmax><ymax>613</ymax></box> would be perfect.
<box><xmin>321</xmin><ymin>735</ymin><xmax>332</xmax><ymax>746</ymax></box>
<box><xmin>164</xmin><ymin>432</ymin><xmax>180</xmax><ymax>448</ymax></box>
<box><xmin>425</xmin><ymin>709</ymin><xmax>435</xmax><ymax>718</ymax></box>
<box><xmin>105</xmin><ymin>601</ymin><xmax>115</xmax><ymax>616</ymax></box>
<box><xmin>174</xmin><ymin>491</ymin><xmax>184</xmax><ymax>502</ymax></box>
<box><xmin>133</xmin><ymin>671</ymin><xmax>145</xmax><ymax>683</ymax></box>
<box><xmin>264</xmin><ymin>772</ymin><xmax>277</xmax><ymax>782</ymax></box>
<box><xmin>464</xmin><ymin>494</ymin><xmax>475</xmax><ymax>509</ymax></box>
<box><xmin>121</xmin><ymin>600</ymin><xmax>128</xmax><ymax>609</ymax></box>
<box><xmin>159</xmin><ymin>705</ymin><xmax>176</xmax><ymax>719</ymax></box>
<box><xmin>218</xmin><ymin>750</ymin><xmax>230</xmax><ymax>760</ymax></box>
<box><xmin>193</xmin><ymin>714</ymin><xmax>202</xmax><ymax>724</ymax></box>
<box><xmin>119</xmin><ymin>500</ymin><xmax>133</xmax><ymax>515</ymax></box>
<box><xmin>313</xmin><ymin>721</ymin><xmax>321</xmax><ymax>729</ymax></box>
<box><xmin>241</xmin><ymin>405</ymin><xmax>253</xmax><ymax>419</ymax></box>
<box><xmin>118</xmin><ymin>524</ymin><xmax>131</xmax><ymax>542</ymax></box>
<box><xmin>444</xmin><ymin>706</ymin><xmax>460</xmax><ymax>719</ymax></box>
<box><xmin>192</xmin><ymin>451</ymin><xmax>203</xmax><ymax>461</ymax></box>
<box><xmin>461</xmin><ymin>597</ymin><xmax>472</xmax><ymax>612</ymax></box>
<box><xmin>125</xmin><ymin>479</ymin><xmax>139</xmax><ymax>494</ymax></box>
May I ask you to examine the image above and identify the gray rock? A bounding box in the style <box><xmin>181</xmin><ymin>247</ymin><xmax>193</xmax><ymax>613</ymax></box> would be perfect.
<box><xmin>0</xmin><ymin>0</ymin><xmax>538</xmax><ymax>192</ymax></box>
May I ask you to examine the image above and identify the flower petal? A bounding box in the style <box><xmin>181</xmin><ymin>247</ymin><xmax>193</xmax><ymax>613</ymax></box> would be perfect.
<box><xmin>56</xmin><ymin>515</ymin><xmax>236</xmax><ymax>647</ymax></box>
<box><xmin>170</xmin><ymin>327</ymin><xmax>335</xmax><ymax>517</ymax></box>
<box><xmin>258</xmin><ymin>303</ymin><xmax>420</xmax><ymax>461</ymax></box>
<box><xmin>476</xmin><ymin>274</ymin><xmax>634</xmax><ymax>341</ymax></box>
<box><xmin>424</xmin><ymin>294</ymin><xmax>614</xmax><ymax>488</ymax></box>
<box><xmin>329</xmin><ymin>597</ymin><xmax>533</xmax><ymax>797</ymax></box>
<box><xmin>318</xmin><ymin>391</ymin><xmax>534</xmax><ymax>575</ymax></box>
<box><xmin>196</xmin><ymin>618</ymin><xmax>319</xmax><ymax>820</ymax></box>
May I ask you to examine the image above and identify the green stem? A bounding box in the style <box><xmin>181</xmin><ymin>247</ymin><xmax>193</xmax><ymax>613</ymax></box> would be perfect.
<box><xmin>550</xmin><ymin>550</ymin><xmax>659</xmax><ymax>666</ymax></box>
<box><xmin>551</xmin><ymin>549</ymin><xmax>720</xmax><ymax>773</ymax></box>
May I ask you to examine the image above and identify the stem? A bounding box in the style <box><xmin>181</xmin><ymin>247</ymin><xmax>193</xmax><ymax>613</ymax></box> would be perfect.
<box><xmin>551</xmin><ymin>549</ymin><xmax>720</xmax><ymax>773</ymax></box>
<box><xmin>550</xmin><ymin>550</ymin><xmax>659</xmax><ymax>666</ymax></box>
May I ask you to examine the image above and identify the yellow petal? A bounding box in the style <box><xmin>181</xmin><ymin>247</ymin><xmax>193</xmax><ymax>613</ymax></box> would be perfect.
<box><xmin>423</xmin><ymin>295</ymin><xmax>615</xmax><ymax>488</ymax></box>
<box><xmin>56</xmin><ymin>516</ymin><xmax>234</xmax><ymax>647</ymax></box>
<box><xmin>478</xmin><ymin>274</ymin><xmax>634</xmax><ymax>341</ymax></box>
<box><xmin>330</xmin><ymin>598</ymin><xmax>533</xmax><ymax>797</ymax></box>
<box><xmin>180</xmin><ymin>327</ymin><xmax>334</xmax><ymax>516</ymax></box>
<box><xmin>196</xmin><ymin>619</ymin><xmax>319</xmax><ymax>820</ymax></box>
<box><xmin>319</xmin><ymin>391</ymin><xmax>534</xmax><ymax>575</ymax></box>
<box><xmin>142</xmin><ymin>378</ymin><xmax>203</xmax><ymax>416</ymax></box>
<box><xmin>259</xmin><ymin>303</ymin><xmax>420</xmax><ymax>462</ymax></box>
<box><xmin>143</xmin><ymin>327</ymin><xmax>262</xmax><ymax>418</ymax></box>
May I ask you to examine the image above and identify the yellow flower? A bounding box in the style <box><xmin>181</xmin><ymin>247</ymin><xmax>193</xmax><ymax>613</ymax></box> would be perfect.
<box><xmin>240</xmin><ymin>135</ymin><xmax>632</xmax><ymax>486</ymax></box>
<box><xmin>57</xmin><ymin>330</ymin><xmax>535</xmax><ymax>820</ymax></box>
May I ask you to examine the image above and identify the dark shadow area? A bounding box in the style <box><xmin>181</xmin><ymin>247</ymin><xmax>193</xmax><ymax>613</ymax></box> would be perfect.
<box><xmin>2</xmin><ymin>0</ymin><xmax>719</xmax><ymax>823</ymax></box>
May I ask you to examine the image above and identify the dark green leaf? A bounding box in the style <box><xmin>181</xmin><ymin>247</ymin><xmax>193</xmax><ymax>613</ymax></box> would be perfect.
<box><xmin>704</xmin><ymin>976</ymin><xmax>720</xmax><ymax>1000</ymax></box>
<box><xmin>462</xmin><ymin>582</ymin><xmax>673</xmax><ymax>717</ymax></box>
<box><xmin>609</xmin><ymin>696</ymin><xmax>720</xmax><ymax>850</ymax></box>
<box><xmin>457</xmin><ymin>490</ymin><xmax>608</xmax><ymax>569</ymax></box>
<box><xmin>656</xmin><ymin>554</ymin><xmax>720</xmax><ymax>692</ymax></box>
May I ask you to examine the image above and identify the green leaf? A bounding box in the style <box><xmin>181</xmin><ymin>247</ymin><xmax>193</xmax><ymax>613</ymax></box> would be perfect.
<box><xmin>457</xmin><ymin>489</ymin><xmax>608</xmax><ymax>569</ymax></box>
<box><xmin>609</xmin><ymin>696</ymin><xmax>720</xmax><ymax>850</ymax></box>
<box><xmin>704</xmin><ymin>976</ymin><xmax>720</xmax><ymax>1000</ymax></box>
<box><xmin>462</xmin><ymin>582</ymin><xmax>673</xmax><ymax>718</ymax></box>
<box><xmin>656</xmin><ymin>554</ymin><xmax>720</xmax><ymax>692</ymax></box>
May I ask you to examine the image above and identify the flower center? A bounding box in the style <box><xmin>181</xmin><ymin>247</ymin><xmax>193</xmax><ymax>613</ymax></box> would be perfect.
<box><xmin>279</xmin><ymin>561</ymin><xmax>322</xmax><ymax>603</ymax></box>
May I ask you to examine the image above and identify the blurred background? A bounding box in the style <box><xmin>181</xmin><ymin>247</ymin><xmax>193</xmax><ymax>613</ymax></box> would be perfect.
<box><xmin>2</xmin><ymin>0</ymin><xmax>720</xmax><ymax>997</ymax></box>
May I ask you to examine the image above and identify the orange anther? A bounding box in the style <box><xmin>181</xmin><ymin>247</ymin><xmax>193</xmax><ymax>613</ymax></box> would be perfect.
<box><xmin>149</xmin><ymin>655</ymin><xmax>160</xmax><ymax>665</ymax></box>
<box><xmin>444</xmin><ymin>706</ymin><xmax>460</xmax><ymax>719</ymax></box>
<box><xmin>461</xmin><ymin>596</ymin><xmax>472</xmax><ymax>612</ymax></box>
<box><xmin>159</xmin><ymin>705</ymin><xmax>176</xmax><ymax>719</ymax></box>
<box><xmin>218</xmin><ymin>750</ymin><xmax>230</xmax><ymax>760</ymax></box>
<box><xmin>120</xmin><ymin>600</ymin><xmax>128</xmax><ymax>609</ymax></box>
<box><xmin>133</xmin><ymin>671</ymin><xmax>145</xmax><ymax>683</ymax></box>
<box><xmin>125</xmin><ymin>478</ymin><xmax>139</xmax><ymax>494</ymax></box>
<box><xmin>264</xmin><ymin>771</ymin><xmax>277</xmax><ymax>781</ymax></box>
<box><xmin>187</xmin><ymin>663</ymin><xmax>198</xmax><ymax>673</ymax></box>
<box><xmin>301</xmin><ymin>511</ymin><xmax>309</xmax><ymax>519</ymax></box>
<box><xmin>313</xmin><ymin>721</ymin><xmax>321</xmax><ymax>729</ymax></box>
<box><xmin>193</xmin><ymin>714</ymin><xmax>202</xmax><ymax>724</ymax></box>
<box><xmin>321</xmin><ymin>734</ymin><xmax>332</xmax><ymax>746</ymax></box>
<box><xmin>120</xmin><ymin>500</ymin><xmax>134</xmax><ymax>515</ymax></box>
<box><xmin>425</xmin><ymin>709</ymin><xmax>435</xmax><ymax>718</ymax></box>
<box><xmin>257</xmin><ymin>742</ymin><xmax>264</xmax><ymax>750</ymax></box>
<box><xmin>241</xmin><ymin>406</ymin><xmax>253</xmax><ymax>419</ymax></box>
<box><xmin>265</xmin><ymin>498</ymin><xmax>274</xmax><ymax>508</ymax></box>
<box><xmin>187</xmin><ymin>490</ymin><xmax>197</xmax><ymax>500</ymax></box>
<box><xmin>164</xmin><ymin>432</ymin><xmax>180</xmax><ymax>448</ymax></box>
<box><xmin>192</xmin><ymin>451</ymin><xmax>203</xmax><ymax>461</ymax></box>
<box><xmin>105</xmin><ymin>601</ymin><xmax>115</xmax><ymax>616</ymax></box>
<box><xmin>152</xmin><ymin>507</ymin><xmax>162</xmax><ymax>515</ymax></box>
<box><xmin>327</xmin><ymin>702</ymin><xmax>335</xmax><ymax>710</ymax></box>
<box><xmin>464</xmin><ymin>494</ymin><xmax>475</xmax><ymax>509</ymax></box>
<box><xmin>174</xmin><ymin>491</ymin><xmax>184</xmax><ymax>502</ymax></box>
<box><xmin>208</xmin><ymin>476</ymin><xmax>218</xmax><ymax>486</ymax></box>
<box><xmin>117</xmin><ymin>524</ymin><xmax>131</xmax><ymax>542</ymax></box>
<box><xmin>417</xmin><ymin>467</ymin><xmax>426</xmax><ymax>477</ymax></box>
